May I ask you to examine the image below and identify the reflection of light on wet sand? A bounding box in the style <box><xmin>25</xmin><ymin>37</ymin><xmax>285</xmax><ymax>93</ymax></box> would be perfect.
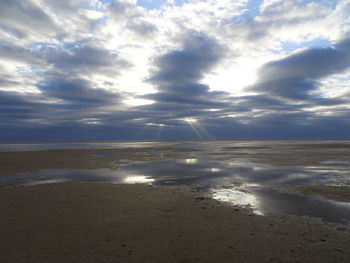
<box><xmin>185</xmin><ymin>158</ymin><xmax>198</xmax><ymax>164</ymax></box>
<box><xmin>203</xmin><ymin>168</ymin><xmax>222</xmax><ymax>172</ymax></box>
<box><xmin>23</xmin><ymin>178</ymin><xmax>67</xmax><ymax>187</ymax></box>
<box><xmin>211</xmin><ymin>188</ymin><xmax>263</xmax><ymax>215</ymax></box>
<box><xmin>124</xmin><ymin>176</ymin><xmax>154</xmax><ymax>184</ymax></box>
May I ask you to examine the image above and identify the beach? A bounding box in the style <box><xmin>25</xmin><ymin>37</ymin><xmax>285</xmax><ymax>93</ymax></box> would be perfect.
<box><xmin>1</xmin><ymin>182</ymin><xmax>350</xmax><ymax>263</ymax></box>
<box><xmin>2</xmin><ymin>0</ymin><xmax>350</xmax><ymax>261</ymax></box>
<box><xmin>1</xmin><ymin>141</ymin><xmax>350</xmax><ymax>262</ymax></box>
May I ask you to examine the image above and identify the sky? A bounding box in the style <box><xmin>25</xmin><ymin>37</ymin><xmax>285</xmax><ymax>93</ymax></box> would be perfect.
<box><xmin>0</xmin><ymin>0</ymin><xmax>350</xmax><ymax>142</ymax></box>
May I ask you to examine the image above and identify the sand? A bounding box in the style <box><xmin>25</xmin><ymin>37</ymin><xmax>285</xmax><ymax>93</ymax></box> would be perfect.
<box><xmin>1</xmin><ymin>182</ymin><xmax>350</xmax><ymax>263</ymax></box>
<box><xmin>294</xmin><ymin>183</ymin><xmax>350</xmax><ymax>203</ymax></box>
<box><xmin>1</xmin><ymin>145</ymin><xmax>350</xmax><ymax>262</ymax></box>
<box><xmin>0</xmin><ymin>147</ymin><xmax>195</xmax><ymax>174</ymax></box>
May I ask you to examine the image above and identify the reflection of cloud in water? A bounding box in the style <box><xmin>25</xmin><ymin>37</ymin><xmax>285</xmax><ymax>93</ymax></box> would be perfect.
<box><xmin>212</xmin><ymin>188</ymin><xmax>263</xmax><ymax>215</ymax></box>
<box><xmin>2</xmin><ymin>151</ymin><xmax>350</xmax><ymax>224</ymax></box>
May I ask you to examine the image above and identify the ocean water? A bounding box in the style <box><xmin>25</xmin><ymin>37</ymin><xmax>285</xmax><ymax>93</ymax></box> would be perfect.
<box><xmin>1</xmin><ymin>140</ymin><xmax>350</xmax><ymax>225</ymax></box>
<box><xmin>1</xmin><ymin>139</ymin><xmax>350</xmax><ymax>152</ymax></box>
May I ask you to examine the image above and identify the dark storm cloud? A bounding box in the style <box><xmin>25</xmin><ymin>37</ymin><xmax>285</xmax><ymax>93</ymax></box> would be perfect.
<box><xmin>0</xmin><ymin>90</ymin><xmax>67</xmax><ymax>128</ymax></box>
<box><xmin>148</xmin><ymin>33</ymin><xmax>230</xmax><ymax>108</ymax></box>
<box><xmin>0</xmin><ymin>87</ymin><xmax>129</xmax><ymax>142</ymax></box>
<box><xmin>0</xmin><ymin>42</ymin><xmax>130</xmax><ymax>140</ymax></box>
<box><xmin>0</xmin><ymin>89</ymin><xmax>172</xmax><ymax>142</ymax></box>
<box><xmin>37</xmin><ymin>78</ymin><xmax>121</xmax><ymax>105</ymax></box>
<box><xmin>251</xmin><ymin>36</ymin><xmax>350</xmax><ymax>100</ymax></box>
<box><xmin>147</xmin><ymin>90</ymin><xmax>228</xmax><ymax>107</ymax></box>
<box><xmin>22</xmin><ymin>41</ymin><xmax>132</xmax><ymax>117</ymax></box>
<box><xmin>44</xmin><ymin>42</ymin><xmax>130</xmax><ymax>76</ymax></box>
<box><xmin>246</xmin><ymin>110</ymin><xmax>350</xmax><ymax>139</ymax></box>
<box><xmin>151</xmin><ymin>34</ymin><xmax>224</xmax><ymax>86</ymax></box>
<box><xmin>0</xmin><ymin>90</ymin><xmax>39</xmax><ymax>108</ymax></box>
<box><xmin>0</xmin><ymin>0</ymin><xmax>58</xmax><ymax>37</ymax></box>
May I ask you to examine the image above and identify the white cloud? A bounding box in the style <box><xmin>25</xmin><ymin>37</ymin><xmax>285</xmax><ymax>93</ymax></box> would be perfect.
<box><xmin>1</xmin><ymin>0</ymin><xmax>348</xmax><ymax>98</ymax></box>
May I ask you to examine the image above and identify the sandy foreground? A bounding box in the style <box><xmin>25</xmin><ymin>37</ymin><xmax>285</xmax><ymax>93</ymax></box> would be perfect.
<box><xmin>1</xmin><ymin>147</ymin><xmax>350</xmax><ymax>262</ymax></box>
<box><xmin>1</xmin><ymin>182</ymin><xmax>350</xmax><ymax>263</ymax></box>
<box><xmin>0</xmin><ymin>147</ymin><xmax>188</xmax><ymax>174</ymax></box>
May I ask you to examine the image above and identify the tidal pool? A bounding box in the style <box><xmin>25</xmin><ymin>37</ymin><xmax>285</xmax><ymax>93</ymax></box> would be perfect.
<box><xmin>1</xmin><ymin>140</ymin><xmax>350</xmax><ymax>225</ymax></box>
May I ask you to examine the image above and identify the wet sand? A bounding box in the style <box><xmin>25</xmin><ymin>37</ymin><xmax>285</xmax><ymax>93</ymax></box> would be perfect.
<box><xmin>294</xmin><ymin>183</ymin><xmax>350</xmax><ymax>203</ymax></box>
<box><xmin>1</xmin><ymin>145</ymin><xmax>350</xmax><ymax>262</ymax></box>
<box><xmin>0</xmin><ymin>147</ymin><xmax>195</xmax><ymax>174</ymax></box>
<box><xmin>1</xmin><ymin>182</ymin><xmax>350</xmax><ymax>263</ymax></box>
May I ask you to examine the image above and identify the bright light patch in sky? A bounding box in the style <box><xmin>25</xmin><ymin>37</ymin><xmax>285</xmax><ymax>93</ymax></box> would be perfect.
<box><xmin>124</xmin><ymin>98</ymin><xmax>155</xmax><ymax>106</ymax></box>
<box><xmin>204</xmin><ymin>57</ymin><xmax>260</xmax><ymax>94</ymax></box>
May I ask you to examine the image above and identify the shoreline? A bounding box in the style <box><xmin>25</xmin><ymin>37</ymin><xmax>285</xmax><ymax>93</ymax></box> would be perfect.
<box><xmin>1</xmin><ymin>182</ymin><xmax>350</xmax><ymax>263</ymax></box>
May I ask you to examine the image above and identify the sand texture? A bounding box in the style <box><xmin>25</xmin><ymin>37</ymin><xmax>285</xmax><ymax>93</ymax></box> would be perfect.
<box><xmin>0</xmin><ymin>147</ymin><xmax>195</xmax><ymax>174</ymax></box>
<box><xmin>1</xmin><ymin>143</ymin><xmax>350</xmax><ymax>262</ymax></box>
<box><xmin>1</xmin><ymin>182</ymin><xmax>350</xmax><ymax>263</ymax></box>
<box><xmin>294</xmin><ymin>183</ymin><xmax>350</xmax><ymax>203</ymax></box>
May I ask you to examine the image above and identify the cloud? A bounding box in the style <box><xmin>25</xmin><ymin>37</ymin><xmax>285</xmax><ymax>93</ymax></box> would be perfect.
<box><xmin>109</xmin><ymin>0</ymin><xmax>141</xmax><ymax>22</ymax></box>
<box><xmin>147</xmin><ymin>33</ymin><xmax>229</xmax><ymax>107</ymax></box>
<box><xmin>1</xmin><ymin>0</ymin><xmax>350</xmax><ymax>141</ymax></box>
<box><xmin>44</xmin><ymin>42</ymin><xmax>131</xmax><ymax>77</ymax></box>
<box><xmin>151</xmin><ymin>34</ymin><xmax>224</xmax><ymax>84</ymax></box>
<box><xmin>126</xmin><ymin>19</ymin><xmax>158</xmax><ymax>37</ymax></box>
<box><xmin>0</xmin><ymin>90</ymin><xmax>65</xmax><ymax>130</ymax></box>
<box><xmin>0</xmin><ymin>90</ymin><xmax>39</xmax><ymax>108</ymax></box>
<box><xmin>251</xmin><ymin>36</ymin><xmax>350</xmax><ymax>100</ymax></box>
<box><xmin>0</xmin><ymin>42</ymin><xmax>42</xmax><ymax>64</ymax></box>
<box><xmin>0</xmin><ymin>0</ymin><xmax>58</xmax><ymax>40</ymax></box>
<box><xmin>37</xmin><ymin>78</ymin><xmax>121</xmax><ymax>105</ymax></box>
<box><xmin>108</xmin><ymin>0</ymin><xmax>159</xmax><ymax>40</ymax></box>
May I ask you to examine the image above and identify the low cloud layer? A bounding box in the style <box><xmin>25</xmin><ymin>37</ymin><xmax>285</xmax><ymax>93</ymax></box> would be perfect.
<box><xmin>252</xmin><ymin>36</ymin><xmax>350</xmax><ymax>100</ymax></box>
<box><xmin>1</xmin><ymin>0</ymin><xmax>350</xmax><ymax>142</ymax></box>
<box><xmin>147</xmin><ymin>34</ymin><xmax>229</xmax><ymax>108</ymax></box>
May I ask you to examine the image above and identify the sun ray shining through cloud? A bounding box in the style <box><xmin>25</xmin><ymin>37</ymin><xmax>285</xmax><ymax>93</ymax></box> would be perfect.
<box><xmin>184</xmin><ymin>118</ymin><xmax>211</xmax><ymax>140</ymax></box>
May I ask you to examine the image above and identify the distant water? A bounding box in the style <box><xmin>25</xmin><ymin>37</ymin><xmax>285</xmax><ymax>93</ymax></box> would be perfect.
<box><xmin>0</xmin><ymin>141</ymin><xmax>169</xmax><ymax>152</ymax></box>
<box><xmin>1</xmin><ymin>139</ymin><xmax>350</xmax><ymax>152</ymax></box>
<box><xmin>1</xmin><ymin>140</ymin><xmax>350</xmax><ymax>225</ymax></box>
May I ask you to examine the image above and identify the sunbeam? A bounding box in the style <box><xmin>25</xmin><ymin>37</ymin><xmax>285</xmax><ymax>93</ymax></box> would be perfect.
<box><xmin>184</xmin><ymin>118</ymin><xmax>211</xmax><ymax>140</ymax></box>
<box><xmin>134</xmin><ymin>123</ymin><xmax>165</xmax><ymax>140</ymax></box>
<box><xmin>154</xmin><ymin>125</ymin><xmax>164</xmax><ymax>140</ymax></box>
